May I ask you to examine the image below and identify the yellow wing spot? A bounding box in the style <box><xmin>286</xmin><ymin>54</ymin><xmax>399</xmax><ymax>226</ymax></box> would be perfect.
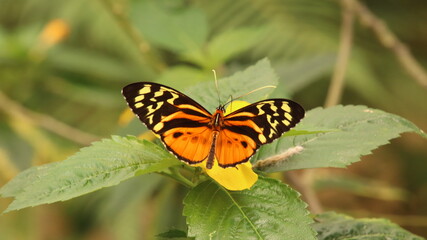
<box><xmin>153</xmin><ymin>122</ymin><xmax>164</xmax><ymax>132</ymax></box>
<box><xmin>180</xmin><ymin>104</ymin><xmax>205</xmax><ymax>113</ymax></box>
<box><xmin>270</xmin><ymin>104</ymin><xmax>278</xmax><ymax>112</ymax></box>
<box><xmin>134</xmin><ymin>102</ymin><xmax>144</xmax><ymax>108</ymax></box>
<box><xmin>282</xmin><ymin>103</ymin><xmax>291</xmax><ymax>112</ymax></box>
<box><xmin>256</xmin><ymin>105</ymin><xmax>265</xmax><ymax>115</ymax></box>
<box><xmin>228</xmin><ymin>111</ymin><xmax>255</xmax><ymax>118</ymax></box>
<box><xmin>258</xmin><ymin>134</ymin><xmax>267</xmax><ymax>143</ymax></box>
<box><xmin>285</xmin><ymin>112</ymin><xmax>292</xmax><ymax>120</ymax></box>
<box><xmin>283</xmin><ymin>120</ymin><xmax>290</xmax><ymax>126</ymax></box>
<box><xmin>166</xmin><ymin>93</ymin><xmax>180</xmax><ymax>105</ymax></box>
<box><xmin>146</xmin><ymin>115</ymin><xmax>154</xmax><ymax>125</ymax></box>
<box><xmin>135</xmin><ymin>95</ymin><xmax>144</xmax><ymax>102</ymax></box>
<box><xmin>138</xmin><ymin>87</ymin><xmax>151</xmax><ymax>95</ymax></box>
<box><xmin>160</xmin><ymin>86</ymin><xmax>179</xmax><ymax>95</ymax></box>
<box><xmin>154</xmin><ymin>91</ymin><xmax>164</xmax><ymax>97</ymax></box>
<box><xmin>267</xmin><ymin>115</ymin><xmax>279</xmax><ymax>125</ymax></box>
<box><xmin>146</xmin><ymin>103</ymin><xmax>162</xmax><ymax>114</ymax></box>
<box><xmin>150</xmin><ymin>102</ymin><xmax>163</xmax><ymax>111</ymax></box>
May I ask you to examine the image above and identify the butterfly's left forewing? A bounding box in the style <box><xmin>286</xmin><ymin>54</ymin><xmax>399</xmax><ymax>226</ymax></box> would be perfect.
<box><xmin>122</xmin><ymin>82</ymin><xmax>214</xmax><ymax>164</ymax></box>
<box><xmin>216</xmin><ymin>99</ymin><xmax>305</xmax><ymax>167</ymax></box>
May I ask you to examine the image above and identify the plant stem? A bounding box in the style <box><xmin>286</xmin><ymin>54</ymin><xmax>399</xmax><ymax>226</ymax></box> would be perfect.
<box><xmin>296</xmin><ymin>0</ymin><xmax>356</xmax><ymax>215</ymax></box>
<box><xmin>352</xmin><ymin>0</ymin><xmax>427</xmax><ymax>89</ymax></box>
<box><xmin>325</xmin><ymin>0</ymin><xmax>355</xmax><ymax>107</ymax></box>
<box><xmin>0</xmin><ymin>91</ymin><xmax>99</xmax><ymax>145</ymax></box>
<box><xmin>161</xmin><ymin>167</ymin><xmax>195</xmax><ymax>188</ymax></box>
<box><xmin>286</xmin><ymin>171</ymin><xmax>323</xmax><ymax>214</ymax></box>
<box><xmin>98</xmin><ymin>0</ymin><xmax>166</xmax><ymax>73</ymax></box>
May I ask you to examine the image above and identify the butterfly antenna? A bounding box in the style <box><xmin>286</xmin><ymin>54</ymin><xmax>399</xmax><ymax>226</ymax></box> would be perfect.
<box><xmin>212</xmin><ymin>69</ymin><xmax>221</xmax><ymax>106</ymax></box>
<box><xmin>228</xmin><ymin>95</ymin><xmax>234</xmax><ymax>112</ymax></box>
<box><xmin>224</xmin><ymin>85</ymin><xmax>276</xmax><ymax>106</ymax></box>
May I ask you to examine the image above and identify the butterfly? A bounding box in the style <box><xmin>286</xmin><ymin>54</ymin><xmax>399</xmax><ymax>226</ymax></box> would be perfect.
<box><xmin>122</xmin><ymin>82</ymin><xmax>305</xmax><ymax>169</ymax></box>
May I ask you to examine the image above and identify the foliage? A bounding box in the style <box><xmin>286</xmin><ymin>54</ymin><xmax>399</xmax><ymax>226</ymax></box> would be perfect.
<box><xmin>253</xmin><ymin>105</ymin><xmax>427</xmax><ymax>172</ymax></box>
<box><xmin>313</xmin><ymin>212</ymin><xmax>424</xmax><ymax>240</ymax></box>
<box><xmin>184</xmin><ymin>177</ymin><xmax>315</xmax><ymax>240</ymax></box>
<box><xmin>0</xmin><ymin>136</ymin><xmax>179</xmax><ymax>213</ymax></box>
<box><xmin>1</xmin><ymin>60</ymin><xmax>426</xmax><ymax>239</ymax></box>
<box><xmin>1</xmin><ymin>0</ymin><xmax>427</xmax><ymax>239</ymax></box>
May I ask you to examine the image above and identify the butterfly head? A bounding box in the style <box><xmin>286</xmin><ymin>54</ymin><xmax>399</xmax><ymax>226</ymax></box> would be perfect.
<box><xmin>216</xmin><ymin>104</ymin><xmax>226</xmax><ymax>112</ymax></box>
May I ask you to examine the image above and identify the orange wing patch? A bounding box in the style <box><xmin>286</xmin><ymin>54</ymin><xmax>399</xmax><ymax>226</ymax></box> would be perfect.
<box><xmin>216</xmin><ymin>129</ymin><xmax>257</xmax><ymax>167</ymax></box>
<box><xmin>162</xmin><ymin>127</ymin><xmax>213</xmax><ymax>164</ymax></box>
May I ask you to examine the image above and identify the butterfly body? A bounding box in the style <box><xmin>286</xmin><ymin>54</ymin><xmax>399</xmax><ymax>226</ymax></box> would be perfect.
<box><xmin>122</xmin><ymin>82</ymin><xmax>304</xmax><ymax>169</ymax></box>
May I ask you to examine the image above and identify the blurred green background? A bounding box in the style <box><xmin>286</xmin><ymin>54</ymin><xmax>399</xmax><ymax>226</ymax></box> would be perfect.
<box><xmin>1</xmin><ymin>0</ymin><xmax>426</xmax><ymax>239</ymax></box>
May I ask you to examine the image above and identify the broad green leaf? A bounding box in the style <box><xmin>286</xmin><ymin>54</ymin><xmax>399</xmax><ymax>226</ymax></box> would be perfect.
<box><xmin>157</xmin><ymin>229</ymin><xmax>192</xmax><ymax>240</ymax></box>
<box><xmin>207</xmin><ymin>27</ymin><xmax>264</xmax><ymax>63</ymax></box>
<box><xmin>183</xmin><ymin>27</ymin><xmax>265</xmax><ymax>68</ymax></box>
<box><xmin>46</xmin><ymin>76</ymin><xmax>122</xmax><ymax>107</ymax></box>
<box><xmin>273</xmin><ymin>54</ymin><xmax>335</xmax><ymax>96</ymax></box>
<box><xmin>313</xmin><ymin>212</ymin><xmax>423</xmax><ymax>240</ymax></box>
<box><xmin>185</xmin><ymin>58</ymin><xmax>278</xmax><ymax>112</ymax></box>
<box><xmin>253</xmin><ymin>105</ymin><xmax>427</xmax><ymax>172</ymax></box>
<box><xmin>100</xmin><ymin>175</ymin><xmax>164</xmax><ymax>240</ymax></box>
<box><xmin>133</xmin><ymin>2</ymin><xmax>208</xmax><ymax>53</ymax></box>
<box><xmin>157</xmin><ymin>66</ymin><xmax>212</xmax><ymax>90</ymax></box>
<box><xmin>48</xmin><ymin>46</ymin><xmax>141</xmax><ymax>83</ymax></box>
<box><xmin>0</xmin><ymin>136</ymin><xmax>180</xmax><ymax>213</ymax></box>
<box><xmin>183</xmin><ymin>176</ymin><xmax>316</xmax><ymax>240</ymax></box>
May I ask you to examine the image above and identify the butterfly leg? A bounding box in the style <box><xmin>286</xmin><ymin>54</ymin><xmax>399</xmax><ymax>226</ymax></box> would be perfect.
<box><xmin>206</xmin><ymin>131</ymin><xmax>219</xmax><ymax>169</ymax></box>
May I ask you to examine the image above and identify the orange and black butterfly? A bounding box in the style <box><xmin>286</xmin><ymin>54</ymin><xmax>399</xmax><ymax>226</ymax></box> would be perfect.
<box><xmin>122</xmin><ymin>82</ymin><xmax>304</xmax><ymax>169</ymax></box>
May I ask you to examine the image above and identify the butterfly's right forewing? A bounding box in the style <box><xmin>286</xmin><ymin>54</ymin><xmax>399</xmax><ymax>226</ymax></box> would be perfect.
<box><xmin>122</xmin><ymin>82</ymin><xmax>214</xmax><ymax>164</ymax></box>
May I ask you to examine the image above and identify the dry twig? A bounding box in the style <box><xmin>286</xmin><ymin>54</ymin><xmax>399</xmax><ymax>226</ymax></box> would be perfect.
<box><xmin>352</xmin><ymin>0</ymin><xmax>427</xmax><ymax>89</ymax></box>
<box><xmin>325</xmin><ymin>0</ymin><xmax>355</xmax><ymax>107</ymax></box>
<box><xmin>0</xmin><ymin>91</ymin><xmax>99</xmax><ymax>145</ymax></box>
<box><xmin>99</xmin><ymin>0</ymin><xmax>166</xmax><ymax>73</ymax></box>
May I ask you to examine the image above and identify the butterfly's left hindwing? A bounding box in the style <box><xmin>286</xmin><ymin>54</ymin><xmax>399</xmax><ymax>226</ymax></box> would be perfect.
<box><xmin>122</xmin><ymin>82</ymin><xmax>213</xmax><ymax>164</ymax></box>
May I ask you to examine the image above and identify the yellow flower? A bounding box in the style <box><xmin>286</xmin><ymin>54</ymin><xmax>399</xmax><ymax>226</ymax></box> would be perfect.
<box><xmin>198</xmin><ymin>160</ymin><xmax>258</xmax><ymax>191</ymax></box>
<box><xmin>197</xmin><ymin>100</ymin><xmax>258</xmax><ymax>191</ymax></box>
<box><xmin>39</xmin><ymin>19</ymin><xmax>70</xmax><ymax>47</ymax></box>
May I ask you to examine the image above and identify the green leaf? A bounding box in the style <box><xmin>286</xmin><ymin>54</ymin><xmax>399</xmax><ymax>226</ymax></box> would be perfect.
<box><xmin>183</xmin><ymin>176</ymin><xmax>316</xmax><ymax>240</ymax></box>
<box><xmin>313</xmin><ymin>212</ymin><xmax>424</xmax><ymax>240</ymax></box>
<box><xmin>185</xmin><ymin>58</ymin><xmax>278</xmax><ymax>112</ymax></box>
<box><xmin>273</xmin><ymin>54</ymin><xmax>335</xmax><ymax>96</ymax></box>
<box><xmin>133</xmin><ymin>2</ymin><xmax>208</xmax><ymax>53</ymax></box>
<box><xmin>208</xmin><ymin>27</ymin><xmax>264</xmax><ymax>62</ymax></box>
<box><xmin>253</xmin><ymin>105</ymin><xmax>427</xmax><ymax>172</ymax></box>
<box><xmin>157</xmin><ymin>66</ymin><xmax>212</xmax><ymax>90</ymax></box>
<box><xmin>183</xmin><ymin>27</ymin><xmax>265</xmax><ymax>68</ymax></box>
<box><xmin>0</xmin><ymin>136</ymin><xmax>180</xmax><ymax>213</ymax></box>
<box><xmin>47</xmin><ymin>46</ymin><xmax>141</xmax><ymax>83</ymax></box>
<box><xmin>282</xmin><ymin>128</ymin><xmax>339</xmax><ymax>137</ymax></box>
<box><xmin>157</xmin><ymin>229</ymin><xmax>192</xmax><ymax>240</ymax></box>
